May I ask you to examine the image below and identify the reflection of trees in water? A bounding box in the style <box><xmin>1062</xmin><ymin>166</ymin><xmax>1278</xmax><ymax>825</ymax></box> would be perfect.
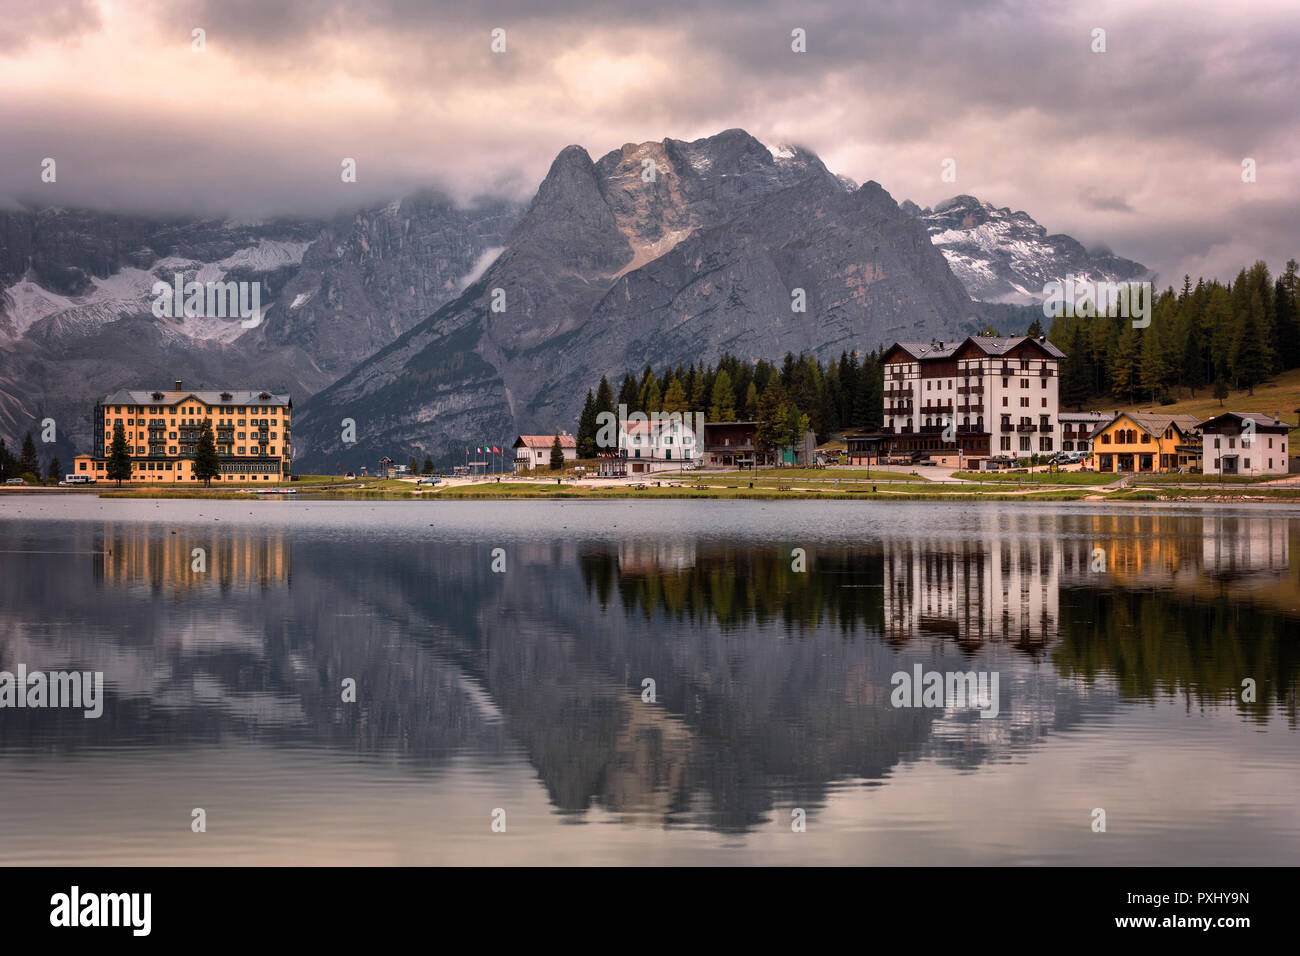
<box><xmin>1055</xmin><ymin>586</ymin><xmax>1299</xmax><ymax>725</ymax></box>
<box><xmin>7</xmin><ymin>519</ymin><xmax>1297</xmax><ymax>835</ymax></box>
<box><xmin>579</xmin><ymin>545</ymin><xmax>884</xmax><ymax>635</ymax></box>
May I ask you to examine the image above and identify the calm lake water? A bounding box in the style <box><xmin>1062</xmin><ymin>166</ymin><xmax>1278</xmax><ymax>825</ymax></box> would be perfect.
<box><xmin>1</xmin><ymin>495</ymin><xmax>1298</xmax><ymax>865</ymax></box>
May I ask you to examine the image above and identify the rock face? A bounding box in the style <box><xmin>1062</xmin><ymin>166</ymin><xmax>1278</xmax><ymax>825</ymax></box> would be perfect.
<box><xmin>293</xmin><ymin>130</ymin><xmax>976</xmax><ymax>470</ymax></box>
<box><xmin>0</xmin><ymin>197</ymin><xmax>521</xmax><ymax>464</ymax></box>
<box><xmin>8</xmin><ymin>131</ymin><xmax>1154</xmax><ymax>472</ymax></box>
<box><xmin>903</xmin><ymin>194</ymin><xmax>1153</xmax><ymax>304</ymax></box>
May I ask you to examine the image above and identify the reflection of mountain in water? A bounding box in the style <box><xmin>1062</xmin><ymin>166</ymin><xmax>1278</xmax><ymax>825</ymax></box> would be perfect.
<box><xmin>1</xmin><ymin>509</ymin><xmax>1295</xmax><ymax>833</ymax></box>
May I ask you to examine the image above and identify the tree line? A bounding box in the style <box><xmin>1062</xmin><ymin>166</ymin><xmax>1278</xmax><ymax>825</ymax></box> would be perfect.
<box><xmin>574</xmin><ymin>351</ymin><xmax>886</xmax><ymax>457</ymax></box>
<box><xmin>1050</xmin><ymin>260</ymin><xmax>1300</xmax><ymax>408</ymax></box>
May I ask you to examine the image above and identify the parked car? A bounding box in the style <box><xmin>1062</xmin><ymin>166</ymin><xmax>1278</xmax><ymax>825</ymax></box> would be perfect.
<box><xmin>5</xmin><ymin>477</ymin><xmax>26</xmax><ymax>485</ymax></box>
<box><xmin>416</xmin><ymin>476</ymin><xmax>441</xmax><ymax>485</ymax></box>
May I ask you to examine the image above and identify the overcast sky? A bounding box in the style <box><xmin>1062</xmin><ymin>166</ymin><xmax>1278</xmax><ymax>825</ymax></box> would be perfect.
<box><xmin>1</xmin><ymin>0</ymin><xmax>1296</xmax><ymax>285</ymax></box>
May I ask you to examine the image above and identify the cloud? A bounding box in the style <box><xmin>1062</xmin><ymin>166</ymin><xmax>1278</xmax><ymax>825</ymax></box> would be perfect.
<box><xmin>0</xmin><ymin>0</ymin><xmax>1296</xmax><ymax>283</ymax></box>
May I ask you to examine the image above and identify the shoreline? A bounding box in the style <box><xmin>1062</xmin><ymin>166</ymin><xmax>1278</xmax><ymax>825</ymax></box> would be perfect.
<box><xmin>5</xmin><ymin>485</ymin><xmax>1299</xmax><ymax>504</ymax></box>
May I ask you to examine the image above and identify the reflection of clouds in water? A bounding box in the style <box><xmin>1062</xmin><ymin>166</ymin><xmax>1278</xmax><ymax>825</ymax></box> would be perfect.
<box><xmin>0</xmin><ymin>500</ymin><xmax>1296</xmax><ymax>849</ymax></box>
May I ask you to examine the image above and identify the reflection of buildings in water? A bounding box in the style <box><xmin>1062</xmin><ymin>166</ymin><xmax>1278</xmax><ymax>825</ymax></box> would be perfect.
<box><xmin>884</xmin><ymin>536</ymin><xmax>1059</xmax><ymax>645</ymax></box>
<box><xmin>886</xmin><ymin>515</ymin><xmax>1297</xmax><ymax>645</ymax></box>
<box><xmin>98</xmin><ymin>525</ymin><xmax>289</xmax><ymax>592</ymax></box>
<box><xmin>1058</xmin><ymin>514</ymin><xmax>1293</xmax><ymax>591</ymax></box>
<box><xmin>1201</xmin><ymin>516</ymin><xmax>1289</xmax><ymax>576</ymax></box>
<box><xmin>618</xmin><ymin>540</ymin><xmax>697</xmax><ymax>574</ymax></box>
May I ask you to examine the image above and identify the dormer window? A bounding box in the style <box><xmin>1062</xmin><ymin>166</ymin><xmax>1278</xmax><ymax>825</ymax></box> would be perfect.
<box><xmin>221</xmin><ymin>392</ymin><xmax>232</xmax><ymax>402</ymax></box>
<box><xmin>151</xmin><ymin>392</ymin><xmax>164</xmax><ymax>401</ymax></box>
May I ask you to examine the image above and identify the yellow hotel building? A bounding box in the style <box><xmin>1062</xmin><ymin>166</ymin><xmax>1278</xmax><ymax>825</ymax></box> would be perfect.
<box><xmin>73</xmin><ymin>381</ymin><xmax>292</xmax><ymax>483</ymax></box>
<box><xmin>1090</xmin><ymin>411</ymin><xmax>1200</xmax><ymax>474</ymax></box>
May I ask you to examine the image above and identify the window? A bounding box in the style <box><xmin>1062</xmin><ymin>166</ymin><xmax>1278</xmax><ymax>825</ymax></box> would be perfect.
<box><xmin>1041</xmin><ymin>398</ymin><xmax>1047</xmax><ymax>407</ymax></box>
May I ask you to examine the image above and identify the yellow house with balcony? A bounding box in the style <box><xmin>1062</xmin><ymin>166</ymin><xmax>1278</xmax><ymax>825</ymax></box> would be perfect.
<box><xmin>73</xmin><ymin>380</ymin><xmax>292</xmax><ymax>483</ymax></box>
<box><xmin>1090</xmin><ymin>411</ymin><xmax>1201</xmax><ymax>474</ymax></box>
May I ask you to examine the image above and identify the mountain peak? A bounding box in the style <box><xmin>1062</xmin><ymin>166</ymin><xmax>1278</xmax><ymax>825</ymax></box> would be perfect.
<box><xmin>904</xmin><ymin>192</ymin><xmax>1152</xmax><ymax>304</ymax></box>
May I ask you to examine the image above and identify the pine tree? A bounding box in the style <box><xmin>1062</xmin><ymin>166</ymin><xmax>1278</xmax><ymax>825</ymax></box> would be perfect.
<box><xmin>422</xmin><ymin>454</ymin><xmax>434</xmax><ymax>475</ymax></box>
<box><xmin>576</xmin><ymin>389</ymin><xmax>598</xmax><ymax>458</ymax></box>
<box><xmin>107</xmin><ymin>423</ymin><xmax>132</xmax><ymax>485</ymax></box>
<box><xmin>47</xmin><ymin>457</ymin><xmax>62</xmax><ymax>483</ymax></box>
<box><xmin>708</xmin><ymin>369</ymin><xmax>736</xmax><ymax>420</ymax></box>
<box><xmin>549</xmin><ymin>434</ymin><xmax>564</xmax><ymax>471</ymax></box>
<box><xmin>639</xmin><ymin>376</ymin><xmax>662</xmax><ymax>415</ymax></box>
<box><xmin>688</xmin><ymin>367</ymin><xmax>708</xmax><ymax>412</ymax></box>
<box><xmin>1213</xmin><ymin>377</ymin><xmax>1228</xmax><ymax>407</ymax></box>
<box><xmin>18</xmin><ymin>432</ymin><xmax>39</xmax><ymax>478</ymax></box>
<box><xmin>754</xmin><ymin>382</ymin><xmax>788</xmax><ymax>462</ymax></box>
<box><xmin>1026</xmin><ymin>318</ymin><xmax>1044</xmax><ymax>338</ymax></box>
<box><xmin>1275</xmin><ymin>260</ymin><xmax>1300</xmax><ymax>370</ymax></box>
<box><xmin>1110</xmin><ymin>324</ymin><xmax>1141</xmax><ymax>403</ymax></box>
<box><xmin>408</xmin><ymin>457</ymin><xmax>418</xmax><ymax>476</ymax></box>
<box><xmin>1232</xmin><ymin>292</ymin><xmax>1269</xmax><ymax>395</ymax></box>
<box><xmin>661</xmin><ymin>378</ymin><xmax>688</xmax><ymax>414</ymax></box>
<box><xmin>1060</xmin><ymin>322</ymin><xmax>1090</xmax><ymax>409</ymax></box>
<box><xmin>742</xmin><ymin>382</ymin><xmax>759</xmax><ymax>419</ymax></box>
<box><xmin>193</xmin><ymin>418</ymin><xmax>221</xmax><ymax>486</ymax></box>
<box><xmin>616</xmin><ymin>374</ymin><xmax>638</xmax><ymax>411</ymax></box>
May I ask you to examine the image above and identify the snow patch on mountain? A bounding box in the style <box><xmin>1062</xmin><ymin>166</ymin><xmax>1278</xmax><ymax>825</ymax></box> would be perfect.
<box><xmin>456</xmin><ymin>246</ymin><xmax>504</xmax><ymax>291</ymax></box>
<box><xmin>0</xmin><ymin>239</ymin><xmax>309</xmax><ymax>346</ymax></box>
<box><xmin>904</xmin><ymin>194</ymin><xmax>1153</xmax><ymax>304</ymax></box>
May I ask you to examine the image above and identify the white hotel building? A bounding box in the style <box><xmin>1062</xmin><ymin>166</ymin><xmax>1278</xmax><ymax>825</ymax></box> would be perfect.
<box><xmin>878</xmin><ymin>335</ymin><xmax>1065</xmax><ymax>466</ymax></box>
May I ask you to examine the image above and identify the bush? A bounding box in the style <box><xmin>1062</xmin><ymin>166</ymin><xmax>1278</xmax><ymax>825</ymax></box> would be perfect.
<box><xmin>1158</xmin><ymin>394</ymin><xmax>1176</xmax><ymax>406</ymax></box>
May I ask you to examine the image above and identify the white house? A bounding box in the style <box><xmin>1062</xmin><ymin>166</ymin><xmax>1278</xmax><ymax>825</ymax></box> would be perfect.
<box><xmin>512</xmin><ymin>433</ymin><xmax>577</xmax><ymax>471</ymax></box>
<box><xmin>1199</xmin><ymin>412</ymin><xmax>1293</xmax><ymax>476</ymax></box>
<box><xmin>879</xmin><ymin>334</ymin><xmax>1065</xmax><ymax>466</ymax></box>
<box><xmin>617</xmin><ymin>415</ymin><xmax>700</xmax><ymax>473</ymax></box>
<box><xmin>1058</xmin><ymin>411</ymin><xmax>1110</xmax><ymax>455</ymax></box>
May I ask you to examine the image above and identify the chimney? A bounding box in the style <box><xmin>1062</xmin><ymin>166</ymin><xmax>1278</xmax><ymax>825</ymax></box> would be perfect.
<box><xmin>174</xmin><ymin>380</ymin><xmax>182</xmax><ymax>391</ymax></box>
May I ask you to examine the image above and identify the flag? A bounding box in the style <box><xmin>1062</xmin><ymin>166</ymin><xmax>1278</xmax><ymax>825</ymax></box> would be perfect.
<box><xmin>477</xmin><ymin>447</ymin><xmax>482</xmax><ymax>454</ymax></box>
<box><xmin>493</xmin><ymin>446</ymin><xmax>500</xmax><ymax>454</ymax></box>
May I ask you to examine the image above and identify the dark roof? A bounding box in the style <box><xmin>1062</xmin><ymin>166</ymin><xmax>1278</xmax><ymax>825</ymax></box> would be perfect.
<box><xmin>103</xmin><ymin>388</ymin><xmax>289</xmax><ymax>407</ymax></box>
<box><xmin>1199</xmin><ymin>411</ymin><xmax>1295</xmax><ymax>431</ymax></box>
<box><xmin>888</xmin><ymin>335</ymin><xmax>1066</xmax><ymax>361</ymax></box>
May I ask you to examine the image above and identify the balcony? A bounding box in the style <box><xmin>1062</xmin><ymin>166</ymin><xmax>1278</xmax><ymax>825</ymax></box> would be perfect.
<box><xmin>919</xmin><ymin>424</ymin><xmax>945</xmax><ymax>434</ymax></box>
<box><xmin>1000</xmin><ymin>423</ymin><xmax>1015</xmax><ymax>432</ymax></box>
<box><xmin>957</xmin><ymin>425</ymin><xmax>986</xmax><ymax>435</ymax></box>
<box><xmin>957</xmin><ymin>386</ymin><xmax>985</xmax><ymax>395</ymax></box>
<box><xmin>1039</xmin><ymin>369</ymin><xmax>1055</xmax><ymax>377</ymax></box>
<box><xmin>889</xmin><ymin>387</ymin><xmax>913</xmax><ymax>398</ymax></box>
<box><xmin>1017</xmin><ymin>423</ymin><xmax>1038</xmax><ymax>433</ymax></box>
<box><xmin>958</xmin><ymin>404</ymin><xmax>984</xmax><ymax>414</ymax></box>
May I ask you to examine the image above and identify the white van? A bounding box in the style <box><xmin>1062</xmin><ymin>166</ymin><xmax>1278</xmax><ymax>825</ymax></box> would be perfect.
<box><xmin>64</xmin><ymin>473</ymin><xmax>95</xmax><ymax>484</ymax></box>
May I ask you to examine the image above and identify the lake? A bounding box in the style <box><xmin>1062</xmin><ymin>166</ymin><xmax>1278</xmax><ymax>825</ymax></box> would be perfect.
<box><xmin>1</xmin><ymin>495</ymin><xmax>1297</xmax><ymax>865</ymax></box>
